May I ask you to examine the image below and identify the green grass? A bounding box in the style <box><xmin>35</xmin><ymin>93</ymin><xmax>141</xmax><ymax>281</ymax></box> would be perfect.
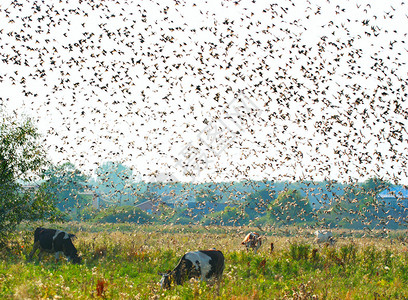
<box><xmin>1</xmin><ymin>224</ymin><xmax>408</xmax><ymax>299</ymax></box>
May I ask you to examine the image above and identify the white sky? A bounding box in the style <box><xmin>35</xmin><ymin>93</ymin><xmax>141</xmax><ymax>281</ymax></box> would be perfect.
<box><xmin>0</xmin><ymin>0</ymin><xmax>407</xmax><ymax>184</ymax></box>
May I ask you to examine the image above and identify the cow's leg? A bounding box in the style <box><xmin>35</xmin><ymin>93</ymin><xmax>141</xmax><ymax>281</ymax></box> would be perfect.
<box><xmin>255</xmin><ymin>243</ymin><xmax>261</xmax><ymax>254</ymax></box>
<box><xmin>38</xmin><ymin>249</ymin><xmax>46</xmax><ymax>261</ymax></box>
<box><xmin>213</xmin><ymin>271</ymin><xmax>223</xmax><ymax>296</ymax></box>
<box><xmin>28</xmin><ymin>241</ymin><xmax>40</xmax><ymax>261</ymax></box>
<box><xmin>55</xmin><ymin>251</ymin><xmax>62</xmax><ymax>262</ymax></box>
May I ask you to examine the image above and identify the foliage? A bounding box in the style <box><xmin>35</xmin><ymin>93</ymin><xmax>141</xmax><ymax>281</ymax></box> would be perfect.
<box><xmin>42</xmin><ymin>162</ymin><xmax>89</xmax><ymax>212</ymax></box>
<box><xmin>288</xmin><ymin>242</ymin><xmax>311</xmax><ymax>261</ymax></box>
<box><xmin>244</xmin><ymin>187</ymin><xmax>276</xmax><ymax>218</ymax></box>
<box><xmin>316</xmin><ymin>178</ymin><xmax>397</xmax><ymax>230</ymax></box>
<box><xmin>202</xmin><ymin>206</ymin><xmax>249</xmax><ymax>226</ymax></box>
<box><xmin>166</xmin><ymin>208</ymin><xmax>196</xmax><ymax>225</ymax></box>
<box><xmin>78</xmin><ymin>206</ymin><xmax>100</xmax><ymax>221</ymax></box>
<box><xmin>91</xmin><ymin>205</ymin><xmax>154</xmax><ymax>224</ymax></box>
<box><xmin>94</xmin><ymin>162</ymin><xmax>135</xmax><ymax>205</ymax></box>
<box><xmin>267</xmin><ymin>189</ymin><xmax>313</xmax><ymax>225</ymax></box>
<box><xmin>195</xmin><ymin>186</ymin><xmax>218</xmax><ymax>204</ymax></box>
<box><xmin>0</xmin><ymin>113</ymin><xmax>59</xmax><ymax>242</ymax></box>
<box><xmin>16</xmin><ymin>162</ymin><xmax>405</xmax><ymax>230</ymax></box>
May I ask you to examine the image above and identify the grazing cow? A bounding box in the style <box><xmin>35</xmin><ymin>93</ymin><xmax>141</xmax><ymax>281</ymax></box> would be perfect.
<box><xmin>314</xmin><ymin>230</ymin><xmax>335</xmax><ymax>245</ymax></box>
<box><xmin>158</xmin><ymin>249</ymin><xmax>224</xmax><ymax>289</ymax></box>
<box><xmin>28</xmin><ymin>228</ymin><xmax>81</xmax><ymax>263</ymax></box>
<box><xmin>241</xmin><ymin>232</ymin><xmax>262</xmax><ymax>254</ymax></box>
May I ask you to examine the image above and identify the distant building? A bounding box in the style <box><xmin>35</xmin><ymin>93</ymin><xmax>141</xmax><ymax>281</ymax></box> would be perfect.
<box><xmin>377</xmin><ymin>186</ymin><xmax>408</xmax><ymax>213</ymax></box>
<box><xmin>135</xmin><ymin>200</ymin><xmax>156</xmax><ymax>214</ymax></box>
<box><xmin>135</xmin><ymin>200</ymin><xmax>166</xmax><ymax>215</ymax></box>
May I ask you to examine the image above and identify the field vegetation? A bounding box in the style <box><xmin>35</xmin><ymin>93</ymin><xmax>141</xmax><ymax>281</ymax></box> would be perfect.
<box><xmin>1</xmin><ymin>223</ymin><xmax>408</xmax><ymax>299</ymax></box>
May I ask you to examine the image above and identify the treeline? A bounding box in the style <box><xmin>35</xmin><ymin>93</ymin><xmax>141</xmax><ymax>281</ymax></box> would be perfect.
<box><xmin>37</xmin><ymin>161</ymin><xmax>405</xmax><ymax>230</ymax></box>
<box><xmin>1</xmin><ymin>114</ymin><xmax>404</xmax><ymax>245</ymax></box>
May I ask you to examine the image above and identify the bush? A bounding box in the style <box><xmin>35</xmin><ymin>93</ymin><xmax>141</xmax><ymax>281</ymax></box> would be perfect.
<box><xmin>92</xmin><ymin>206</ymin><xmax>154</xmax><ymax>224</ymax></box>
<box><xmin>201</xmin><ymin>206</ymin><xmax>249</xmax><ymax>226</ymax></box>
<box><xmin>339</xmin><ymin>243</ymin><xmax>357</xmax><ymax>264</ymax></box>
<box><xmin>288</xmin><ymin>242</ymin><xmax>311</xmax><ymax>261</ymax></box>
<box><xmin>79</xmin><ymin>206</ymin><xmax>100</xmax><ymax>221</ymax></box>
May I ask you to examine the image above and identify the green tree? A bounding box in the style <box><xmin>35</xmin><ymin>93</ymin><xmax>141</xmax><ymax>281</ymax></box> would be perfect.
<box><xmin>202</xmin><ymin>206</ymin><xmax>249</xmax><ymax>226</ymax></box>
<box><xmin>95</xmin><ymin>161</ymin><xmax>134</xmax><ymax>205</ymax></box>
<box><xmin>268</xmin><ymin>189</ymin><xmax>312</xmax><ymax>225</ymax></box>
<box><xmin>0</xmin><ymin>114</ymin><xmax>59</xmax><ymax>241</ymax></box>
<box><xmin>92</xmin><ymin>205</ymin><xmax>153</xmax><ymax>224</ymax></box>
<box><xmin>338</xmin><ymin>178</ymin><xmax>392</xmax><ymax>229</ymax></box>
<box><xmin>361</xmin><ymin>177</ymin><xmax>390</xmax><ymax>197</ymax></box>
<box><xmin>244</xmin><ymin>188</ymin><xmax>276</xmax><ymax>218</ymax></box>
<box><xmin>195</xmin><ymin>187</ymin><xmax>213</xmax><ymax>204</ymax></box>
<box><xmin>193</xmin><ymin>185</ymin><xmax>221</xmax><ymax>218</ymax></box>
<box><xmin>42</xmin><ymin>162</ymin><xmax>89</xmax><ymax>213</ymax></box>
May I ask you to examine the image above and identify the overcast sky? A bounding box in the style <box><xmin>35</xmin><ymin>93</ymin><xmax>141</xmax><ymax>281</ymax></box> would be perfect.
<box><xmin>0</xmin><ymin>0</ymin><xmax>407</xmax><ymax>183</ymax></box>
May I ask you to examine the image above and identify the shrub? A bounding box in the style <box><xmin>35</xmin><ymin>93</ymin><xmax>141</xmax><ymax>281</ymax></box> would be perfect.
<box><xmin>339</xmin><ymin>243</ymin><xmax>357</xmax><ymax>264</ymax></box>
<box><xmin>288</xmin><ymin>242</ymin><xmax>311</xmax><ymax>261</ymax></box>
<box><xmin>92</xmin><ymin>206</ymin><xmax>154</xmax><ymax>224</ymax></box>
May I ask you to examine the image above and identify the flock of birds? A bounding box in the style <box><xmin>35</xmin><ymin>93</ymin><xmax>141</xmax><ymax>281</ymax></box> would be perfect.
<box><xmin>0</xmin><ymin>0</ymin><xmax>407</xmax><ymax>227</ymax></box>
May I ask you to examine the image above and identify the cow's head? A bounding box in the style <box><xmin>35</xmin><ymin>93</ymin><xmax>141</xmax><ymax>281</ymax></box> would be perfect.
<box><xmin>68</xmin><ymin>253</ymin><xmax>82</xmax><ymax>264</ymax></box>
<box><xmin>63</xmin><ymin>239</ymin><xmax>82</xmax><ymax>264</ymax></box>
<box><xmin>158</xmin><ymin>270</ymin><xmax>173</xmax><ymax>289</ymax></box>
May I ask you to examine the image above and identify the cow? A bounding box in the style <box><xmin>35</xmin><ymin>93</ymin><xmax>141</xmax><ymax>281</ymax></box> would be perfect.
<box><xmin>314</xmin><ymin>230</ymin><xmax>335</xmax><ymax>245</ymax></box>
<box><xmin>158</xmin><ymin>249</ymin><xmax>224</xmax><ymax>289</ymax></box>
<box><xmin>241</xmin><ymin>232</ymin><xmax>262</xmax><ymax>254</ymax></box>
<box><xmin>28</xmin><ymin>228</ymin><xmax>81</xmax><ymax>263</ymax></box>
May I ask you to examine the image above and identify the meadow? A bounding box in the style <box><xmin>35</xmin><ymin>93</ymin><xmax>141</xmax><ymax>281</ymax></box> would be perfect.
<box><xmin>1</xmin><ymin>223</ymin><xmax>408</xmax><ymax>299</ymax></box>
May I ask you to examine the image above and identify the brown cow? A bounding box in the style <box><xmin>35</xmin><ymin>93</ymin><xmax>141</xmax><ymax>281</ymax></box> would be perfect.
<box><xmin>241</xmin><ymin>232</ymin><xmax>262</xmax><ymax>254</ymax></box>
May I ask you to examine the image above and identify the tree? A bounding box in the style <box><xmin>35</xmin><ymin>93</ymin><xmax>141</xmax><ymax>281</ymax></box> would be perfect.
<box><xmin>361</xmin><ymin>177</ymin><xmax>390</xmax><ymax>197</ymax></box>
<box><xmin>42</xmin><ymin>162</ymin><xmax>89</xmax><ymax>213</ymax></box>
<box><xmin>338</xmin><ymin>177</ymin><xmax>392</xmax><ymax>229</ymax></box>
<box><xmin>244</xmin><ymin>188</ymin><xmax>276</xmax><ymax>218</ymax></box>
<box><xmin>268</xmin><ymin>189</ymin><xmax>312</xmax><ymax>225</ymax></box>
<box><xmin>92</xmin><ymin>205</ymin><xmax>153</xmax><ymax>224</ymax></box>
<box><xmin>94</xmin><ymin>161</ymin><xmax>134</xmax><ymax>205</ymax></box>
<box><xmin>0</xmin><ymin>113</ymin><xmax>60</xmax><ymax>241</ymax></box>
<box><xmin>202</xmin><ymin>206</ymin><xmax>249</xmax><ymax>226</ymax></box>
<box><xmin>194</xmin><ymin>185</ymin><xmax>222</xmax><ymax>217</ymax></box>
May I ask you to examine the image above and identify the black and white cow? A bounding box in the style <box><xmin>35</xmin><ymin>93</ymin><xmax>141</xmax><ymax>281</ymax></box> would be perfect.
<box><xmin>158</xmin><ymin>249</ymin><xmax>224</xmax><ymax>289</ymax></box>
<box><xmin>28</xmin><ymin>228</ymin><xmax>81</xmax><ymax>263</ymax></box>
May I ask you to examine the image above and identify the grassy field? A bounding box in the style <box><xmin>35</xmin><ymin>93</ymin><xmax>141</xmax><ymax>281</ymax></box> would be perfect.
<box><xmin>1</xmin><ymin>223</ymin><xmax>408</xmax><ymax>299</ymax></box>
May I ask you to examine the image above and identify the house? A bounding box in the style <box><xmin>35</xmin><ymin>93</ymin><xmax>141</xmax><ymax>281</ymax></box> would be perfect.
<box><xmin>377</xmin><ymin>186</ymin><xmax>408</xmax><ymax>213</ymax></box>
<box><xmin>135</xmin><ymin>200</ymin><xmax>156</xmax><ymax>213</ymax></box>
<box><xmin>135</xmin><ymin>200</ymin><xmax>167</xmax><ymax>215</ymax></box>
